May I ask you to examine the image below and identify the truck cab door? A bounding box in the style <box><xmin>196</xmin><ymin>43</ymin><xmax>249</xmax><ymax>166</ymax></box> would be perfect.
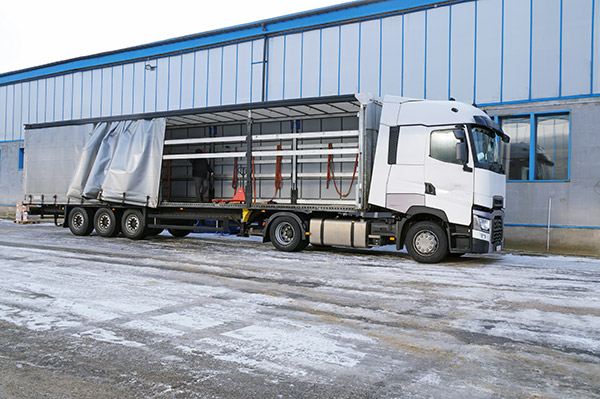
<box><xmin>423</xmin><ymin>126</ymin><xmax>474</xmax><ymax>227</ymax></box>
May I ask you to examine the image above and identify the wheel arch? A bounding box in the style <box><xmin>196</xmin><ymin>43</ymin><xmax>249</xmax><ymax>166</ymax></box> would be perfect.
<box><xmin>398</xmin><ymin>206</ymin><xmax>450</xmax><ymax>249</ymax></box>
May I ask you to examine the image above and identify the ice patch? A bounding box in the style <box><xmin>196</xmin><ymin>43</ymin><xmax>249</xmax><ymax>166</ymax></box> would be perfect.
<box><xmin>74</xmin><ymin>328</ymin><xmax>145</xmax><ymax>348</ymax></box>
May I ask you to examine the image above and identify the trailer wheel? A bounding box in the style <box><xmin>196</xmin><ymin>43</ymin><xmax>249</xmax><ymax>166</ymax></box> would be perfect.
<box><xmin>168</xmin><ymin>229</ymin><xmax>190</xmax><ymax>238</ymax></box>
<box><xmin>68</xmin><ymin>207</ymin><xmax>94</xmax><ymax>236</ymax></box>
<box><xmin>405</xmin><ymin>221</ymin><xmax>448</xmax><ymax>263</ymax></box>
<box><xmin>269</xmin><ymin>216</ymin><xmax>307</xmax><ymax>252</ymax></box>
<box><xmin>121</xmin><ymin>209</ymin><xmax>147</xmax><ymax>240</ymax></box>
<box><xmin>94</xmin><ymin>208</ymin><xmax>121</xmax><ymax>237</ymax></box>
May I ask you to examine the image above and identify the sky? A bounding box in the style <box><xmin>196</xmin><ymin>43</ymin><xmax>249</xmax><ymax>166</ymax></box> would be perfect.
<box><xmin>0</xmin><ymin>0</ymin><xmax>354</xmax><ymax>75</ymax></box>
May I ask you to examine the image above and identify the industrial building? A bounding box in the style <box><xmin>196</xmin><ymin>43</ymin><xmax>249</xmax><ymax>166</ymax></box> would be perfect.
<box><xmin>1</xmin><ymin>0</ymin><xmax>599</xmax><ymax>254</ymax></box>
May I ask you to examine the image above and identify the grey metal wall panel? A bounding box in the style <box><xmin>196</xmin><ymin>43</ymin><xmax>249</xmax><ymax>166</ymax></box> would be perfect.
<box><xmin>595</xmin><ymin>0</ymin><xmax>600</xmax><ymax>93</ymax></box>
<box><xmin>236</xmin><ymin>41</ymin><xmax>252</xmax><ymax>103</ymax></box>
<box><xmin>561</xmin><ymin>0</ymin><xmax>593</xmax><ymax>96</ymax></box>
<box><xmin>63</xmin><ymin>74</ymin><xmax>72</xmax><ymax>120</ymax></box>
<box><xmin>403</xmin><ymin>11</ymin><xmax>426</xmax><ymax>99</ymax></box>
<box><xmin>425</xmin><ymin>7</ymin><xmax>449</xmax><ymax>100</ymax></box>
<box><xmin>5</xmin><ymin>85</ymin><xmax>13</xmax><ymax>139</ymax></box>
<box><xmin>502</xmin><ymin>0</ymin><xmax>531</xmax><ymax>102</ymax></box>
<box><xmin>475</xmin><ymin>0</ymin><xmax>502</xmax><ymax>104</ymax></box>
<box><xmin>301</xmin><ymin>30</ymin><xmax>320</xmax><ymax>98</ymax></box>
<box><xmin>81</xmin><ymin>72</ymin><xmax>92</xmax><ymax>119</ymax></box>
<box><xmin>267</xmin><ymin>36</ymin><xmax>285</xmax><ymax>101</ymax></box>
<box><xmin>381</xmin><ymin>15</ymin><xmax>403</xmax><ymax>97</ymax></box>
<box><xmin>37</xmin><ymin>79</ymin><xmax>46</xmax><ymax>122</ymax></box>
<box><xmin>180</xmin><ymin>53</ymin><xmax>194</xmax><ymax>109</ymax></box>
<box><xmin>101</xmin><ymin>68</ymin><xmax>111</xmax><ymax>117</ymax></box>
<box><xmin>321</xmin><ymin>27</ymin><xmax>340</xmax><ymax>96</ymax></box>
<box><xmin>339</xmin><ymin>23</ymin><xmax>359</xmax><ymax>95</ymax></box>
<box><xmin>133</xmin><ymin>62</ymin><xmax>145</xmax><ymax>114</ymax></box>
<box><xmin>122</xmin><ymin>64</ymin><xmax>134</xmax><ymax>115</ymax></box>
<box><xmin>13</xmin><ymin>84</ymin><xmax>22</xmax><ymax>140</ymax></box>
<box><xmin>111</xmin><ymin>66</ymin><xmax>123</xmax><ymax>116</ymax></box>
<box><xmin>207</xmin><ymin>47</ymin><xmax>222</xmax><ymax>106</ymax></box>
<box><xmin>449</xmin><ymin>2</ymin><xmax>475</xmax><ymax>103</ymax></box>
<box><xmin>156</xmin><ymin>57</ymin><xmax>169</xmax><ymax>112</ymax></box>
<box><xmin>252</xmin><ymin>39</ymin><xmax>265</xmax><ymax>102</ymax></box>
<box><xmin>144</xmin><ymin>62</ymin><xmax>157</xmax><ymax>113</ymax></box>
<box><xmin>284</xmin><ymin>33</ymin><xmax>302</xmax><ymax>99</ymax></box>
<box><xmin>20</xmin><ymin>82</ymin><xmax>30</xmax><ymax>127</ymax></box>
<box><xmin>222</xmin><ymin>45</ymin><xmax>237</xmax><ymax>105</ymax></box>
<box><xmin>28</xmin><ymin>80</ymin><xmax>37</xmax><ymax>124</ymax></box>
<box><xmin>72</xmin><ymin>74</ymin><xmax>82</xmax><ymax>120</ymax></box>
<box><xmin>360</xmin><ymin>19</ymin><xmax>381</xmax><ymax>96</ymax></box>
<box><xmin>54</xmin><ymin>76</ymin><xmax>63</xmax><ymax>121</ymax></box>
<box><xmin>45</xmin><ymin>78</ymin><xmax>55</xmax><ymax>123</ymax></box>
<box><xmin>0</xmin><ymin>86</ymin><xmax>6</xmax><ymax>141</ymax></box>
<box><xmin>531</xmin><ymin>0</ymin><xmax>560</xmax><ymax>99</ymax></box>
<box><xmin>193</xmin><ymin>51</ymin><xmax>208</xmax><ymax>108</ymax></box>
<box><xmin>91</xmin><ymin>70</ymin><xmax>102</xmax><ymax>117</ymax></box>
<box><xmin>168</xmin><ymin>55</ymin><xmax>182</xmax><ymax>111</ymax></box>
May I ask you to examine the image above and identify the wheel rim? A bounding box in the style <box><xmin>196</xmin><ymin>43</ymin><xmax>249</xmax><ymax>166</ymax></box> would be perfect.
<box><xmin>413</xmin><ymin>230</ymin><xmax>439</xmax><ymax>256</ymax></box>
<box><xmin>125</xmin><ymin>215</ymin><xmax>140</xmax><ymax>234</ymax></box>
<box><xmin>72</xmin><ymin>212</ymin><xmax>84</xmax><ymax>230</ymax></box>
<box><xmin>98</xmin><ymin>213</ymin><xmax>111</xmax><ymax>231</ymax></box>
<box><xmin>274</xmin><ymin>222</ymin><xmax>295</xmax><ymax>245</ymax></box>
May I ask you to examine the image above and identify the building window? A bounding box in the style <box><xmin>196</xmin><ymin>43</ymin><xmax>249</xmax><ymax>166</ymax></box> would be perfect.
<box><xmin>500</xmin><ymin>113</ymin><xmax>570</xmax><ymax>181</ymax></box>
<box><xmin>18</xmin><ymin>147</ymin><xmax>24</xmax><ymax>171</ymax></box>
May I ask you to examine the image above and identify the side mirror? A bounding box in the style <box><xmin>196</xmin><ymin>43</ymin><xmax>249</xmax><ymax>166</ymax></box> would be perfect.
<box><xmin>453</xmin><ymin>126</ymin><xmax>466</xmax><ymax>140</ymax></box>
<box><xmin>456</xmin><ymin>142</ymin><xmax>468</xmax><ymax>164</ymax></box>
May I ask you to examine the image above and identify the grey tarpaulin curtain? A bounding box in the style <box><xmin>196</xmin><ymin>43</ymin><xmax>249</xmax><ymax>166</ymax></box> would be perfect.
<box><xmin>67</xmin><ymin>118</ymin><xmax>166</xmax><ymax>208</ymax></box>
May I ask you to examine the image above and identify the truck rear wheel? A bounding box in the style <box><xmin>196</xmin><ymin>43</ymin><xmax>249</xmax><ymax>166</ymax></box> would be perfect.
<box><xmin>94</xmin><ymin>208</ymin><xmax>121</xmax><ymax>237</ymax></box>
<box><xmin>68</xmin><ymin>207</ymin><xmax>94</xmax><ymax>236</ymax></box>
<box><xmin>406</xmin><ymin>221</ymin><xmax>448</xmax><ymax>263</ymax></box>
<box><xmin>269</xmin><ymin>216</ymin><xmax>308</xmax><ymax>252</ymax></box>
<box><xmin>121</xmin><ymin>209</ymin><xmax>147</xmax><ymax>240</ymax></box>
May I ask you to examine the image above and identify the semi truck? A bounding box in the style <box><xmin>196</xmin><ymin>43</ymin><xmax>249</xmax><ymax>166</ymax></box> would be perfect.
<box><xmin>23</xmin><ymin>93</ymin><xmax>509</xmax><ymax>263</ymax></box>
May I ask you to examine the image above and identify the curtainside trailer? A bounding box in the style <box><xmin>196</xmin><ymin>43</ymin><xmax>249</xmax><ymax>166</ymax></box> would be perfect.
<box><xmin>23</xmin><ymin>94</ymin><xmax>509</xmax><ymax>263</ymax></box>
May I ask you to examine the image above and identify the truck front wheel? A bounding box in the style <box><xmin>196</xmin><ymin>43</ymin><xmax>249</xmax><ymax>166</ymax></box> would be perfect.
<box><xmin>405</xmin><ymin>221</ymin><xmax>448</xmax><ymax>263</ymax></box>
<box><xmin>68</xmin><ymin>207</ymin><xmax>94</xmax><ymax>236</ymax></box>
<box><xmin>121</xmin><ymin>209</ymin><xmax>147</xmax><ymax>240</ymax></box>
<box><xmin>269</xmin><ymin>216</ymin><xmax>308</xmax><ymax>252</ymax></box>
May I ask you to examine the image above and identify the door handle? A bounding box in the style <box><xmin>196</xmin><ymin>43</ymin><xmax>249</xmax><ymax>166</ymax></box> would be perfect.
<box><xmin>425</xmin><ymin>183</ymin><xmax>436</xmax><ymax>195</ymax></box>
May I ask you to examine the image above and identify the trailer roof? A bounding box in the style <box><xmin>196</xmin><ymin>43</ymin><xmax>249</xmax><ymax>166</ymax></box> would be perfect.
<box><xmin>25</xmin><ymin>94</ymin><xmax>360</xmax><ymax>130</ymax></box>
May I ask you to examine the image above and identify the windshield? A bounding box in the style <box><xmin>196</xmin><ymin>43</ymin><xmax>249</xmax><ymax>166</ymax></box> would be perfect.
<box><xmin>470</xmin><ymin>126</ymin><xmax>504</xmax><ymax>174</ymax></box>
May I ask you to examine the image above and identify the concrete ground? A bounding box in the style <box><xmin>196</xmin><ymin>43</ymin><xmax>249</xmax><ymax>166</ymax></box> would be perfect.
<box><xmin>0</xmin><ymin>220</ymin><xmax>599</xmax><ymax>399</ymax></box>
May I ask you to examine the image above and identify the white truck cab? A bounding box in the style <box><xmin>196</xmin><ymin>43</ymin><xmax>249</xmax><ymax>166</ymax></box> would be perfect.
<box><xmin>369</xmin><ymin>95</ymin><xmax>509</xmax><ymax>262</ymax></box>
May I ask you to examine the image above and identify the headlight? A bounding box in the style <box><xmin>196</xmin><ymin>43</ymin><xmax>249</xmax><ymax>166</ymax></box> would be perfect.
<box><xmin>473</xmin><ymin>215</ymin><xmax>490</xmax><ymax>233</ymax></box>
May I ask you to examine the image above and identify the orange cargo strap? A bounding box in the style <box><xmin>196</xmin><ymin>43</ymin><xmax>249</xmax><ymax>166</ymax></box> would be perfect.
<box><xmin>326</xmin><ymin>143</ymin><xmax>359</xmax><ymax>198</ymax></box>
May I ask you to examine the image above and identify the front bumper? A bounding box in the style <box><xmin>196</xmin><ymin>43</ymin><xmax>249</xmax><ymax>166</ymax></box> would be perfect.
<box><xmin>471</xmin><ymin>209</ymin><xmax>504</xmax><ymax>253</ymax></box>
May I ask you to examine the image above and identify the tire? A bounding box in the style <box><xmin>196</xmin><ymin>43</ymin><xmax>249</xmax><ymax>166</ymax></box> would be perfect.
<box><xmin>68</xmin><ymin>207</ymin><xmax>94</xmax><ymax>236</ymax></box>
<box><xmin>168</xmin><ymin>229</ymin><xmax>190</xmax><ymax>238</ymax></box>
<box><xmin>147</xmin><ymin>228</ymin><xmax>164</xmax><ymax>236</ymax></box>
<box><xmin>121</xmin><ymin>209</ymin><xmax>147</xmax><ymax>240</ymax></box>
<box><xmin>405</xmin><ymin>221</ymin><xmax>448</xmax><ymax>263</ymax></box>
<box><xmin>94</xmin><ymin>208</ymin><xmax>121</xmax><ymax>237</ymax></box>
<box><xmin>269</xmin><ymin>216</ymin><xmax>307</xmax><ymax>252</ymax></box>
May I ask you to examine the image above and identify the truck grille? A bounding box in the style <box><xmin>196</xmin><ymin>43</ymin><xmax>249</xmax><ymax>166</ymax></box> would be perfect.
<box><xmin>492</xmin><ymin>216</ymin><xmax>503</xmax><ymax>244</ymax></box>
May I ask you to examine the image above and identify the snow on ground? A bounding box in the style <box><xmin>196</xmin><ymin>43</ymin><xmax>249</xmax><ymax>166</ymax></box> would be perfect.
<box><xmin>0</xmin><ymin>220</ymin><xmax>599</xmax><ymax>398</ymax></box>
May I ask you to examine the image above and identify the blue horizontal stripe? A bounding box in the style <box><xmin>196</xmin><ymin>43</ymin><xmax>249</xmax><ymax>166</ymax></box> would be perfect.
<box><xmin>0</xmin><ymin>0</ymin><xmax>472</xmax><ymax>85</ymax></box>
<box><xmin>506</xmin><ymin>223</ymin><xmax>600</xmax><ymax>230</ymax></box>
<box><xmin>0</xmin><ymin>204</ymin><xmax>17</xmax><ymax>207</ymax></box>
